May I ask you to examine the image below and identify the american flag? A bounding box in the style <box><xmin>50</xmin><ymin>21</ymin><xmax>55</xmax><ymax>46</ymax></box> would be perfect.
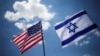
<box><xmin>13</xmin><ymin>21</ymin><xmax>43</xmax><ymax>54</ymax></box>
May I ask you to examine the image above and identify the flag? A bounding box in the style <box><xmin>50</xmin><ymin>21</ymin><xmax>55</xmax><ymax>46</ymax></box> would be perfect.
<box><xmin>55</xmin><ymin>10</ymin><xmax>98</xmax><ymax>47</ymax></box>
<box><xmin>13</xmin><ymin>21</ymin><xmax>43</xmax><ymax>54</ymax></box>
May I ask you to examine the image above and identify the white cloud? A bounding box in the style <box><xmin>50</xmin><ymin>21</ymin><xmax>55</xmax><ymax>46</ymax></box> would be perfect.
<box><xmin>38</xmin><ymin>41</ymin><xmax>42</xmax><ymax>45</ymax></box>
<box><xmin>4</xmin><ymin>11</ymin><xmax>20</xmax><ymax>21</ymax></box>
<box><xmin>74</xmin><ymin>29</ymin><xmax>100</xmax><ymax>47</ymax></box>
<box><xmin>83</xmin><ymin>54</ymin><xmax>90</xmax><ymax>56</ymax></box>
<box><xmin>42</xmin><ymin>21</ymin><xmax>51</xmax><ymax>30</ymax></box>
<box><xmin>4</xmin><ymin>0</ymin><xmax>55</xmax><ymax>30</ymax></box>
<box><xmin>79</xmin><ymin>40</ymin><xmax>90</xmax><ymax>46</ymax></box>
<box><xmin>74</xmin><ymin>36</ymin><xmax>91</xmax><ymax>46</ymax></box>
<box><xmin>38</xmin><ymin>40</ymin><xmax>45</xmax><ymax>45</ymax></box>
<box><xmin>14</xmin><ymin>21</ymin><xmax>51</xmax><ymax>31</ymax></box>
<box><xmin>5</xmin><ymin>0</ymin><xmax>55</xmax><ymax>21</ymax></box>
<box><xmin>74</xmin><ymin>35</ymin><xmax>87</xmax><ymax>46</ymax></box>
<box><xmin>95</xmin><ymin>30</ymin><xmax>100</xmax><ymax>37</ymax></box>
<box><xmin>15</xmin><ymin>22</ymin><xmax>34</xmax><ymax>31</ymax></box>
<box><xmin>15</xmin><ymin>22</ymin><xmax>26</xmax><ymax>30</ymax></box>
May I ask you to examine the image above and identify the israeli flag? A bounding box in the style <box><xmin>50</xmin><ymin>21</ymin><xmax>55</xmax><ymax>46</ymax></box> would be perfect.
<box><xmin>55</xmin><ymin>10</ymin><xmax>98</xmax><ymax>47</ymax></box>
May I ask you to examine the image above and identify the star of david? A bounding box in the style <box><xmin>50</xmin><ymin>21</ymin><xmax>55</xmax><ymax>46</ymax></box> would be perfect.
<box><xmin>67</xmin><ymin>22</ymin><xmax>78</xmax><ymax>33</ymax></box>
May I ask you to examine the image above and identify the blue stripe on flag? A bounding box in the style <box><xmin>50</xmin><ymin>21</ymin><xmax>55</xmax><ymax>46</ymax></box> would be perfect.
<box><xmin>62</xmin><ymin>24</ymin><xmax>98</xmax><ymax>46</ymax></box>
<box><xmin>55</xmin><ymin>11</ymin><xmax>87</xmax><ymax>30</ymax></box>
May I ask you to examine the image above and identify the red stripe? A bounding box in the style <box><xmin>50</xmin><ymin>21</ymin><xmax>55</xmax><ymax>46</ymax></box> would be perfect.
<box><xmin>14</xmin><ymin>34</ymin><xmax>27</xmax><ymax>50</ymax></box>
<box><xmin>18</xmin><ymin>36</ymin><xmax>28</xmax><ymax>51</ymax></box>
<box><xmin>18</xmin><ymin>40</ymin><xmax>24</xmax><ymax>47</ymax></box>
<box><xmin>19</xmin><ymin>31</ymin><xmax>42</xmax><ymax>51</ymax></box>
<box><xmin>27</xmin><ymin>31</ymin><xmax>41</xmax><ymax>40</ymax></box>
<box><xmin>15</xmin><ymin>34</ymin><xmax>27</xmax><ymax>45</ymax></box>
<box><xmin>13</xmin><ymin>31</ymin><xmax>28</xmax><ymax>52</ymax></box>
<box><xmin>19</xmin><ymin>34</ymin><xmax>41</xmax><ymax>51</ymax></box>
<box><xmin>18</xmin><ymin>41</ymin><xmax>24</xmax><ymax>49</ymax></box>
<box><xmin>25</xmin><ymin>32</ymin><xmax>42</xmax><ymax>46</ymax></box>
<box><xmin>20</xmin><ymin>33</ymin><xmax>42</xmax><ymax>53</ymax></box>
<box><xmin>23</xmin><ymin>37</ymin><xmax>42</xmax><ymax>53</ymax></box>
<box><xmin>13</xmin><ymin>29</ymin><xmax>43</xmax><ymax>54</ymax></box>
<box><xmin>14</xmin><ymin>32</ymin><xmax>27</xmax><ymax>42</ymax></box>
<box><xmin>13</xmin><ymin>31</ymin><xmax>27</xmax><ymax>42</ymax></box>
<box><xmin>24</xmin><ymin>34</ymin><xmax>42</xmax><ymax>47</ymax></box>
<box><xmin>21</xmin><ymin>37</ymin><xmax>42</xmax><ymax>54</ymax></box>
<box><xmin>21</xmin><ymin>31</ymin><xmax>42</xmax><ymax>53</ymax></box>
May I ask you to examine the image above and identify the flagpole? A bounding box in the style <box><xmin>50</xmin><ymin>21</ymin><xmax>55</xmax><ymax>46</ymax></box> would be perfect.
<box><xmin>40</xmin><ymin>21</ymin><xmax>46</xmax><ymax>56</ymax></box>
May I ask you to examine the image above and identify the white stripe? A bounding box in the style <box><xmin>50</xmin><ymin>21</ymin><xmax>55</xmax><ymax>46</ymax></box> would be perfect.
<box><xmin>19</xmin><ymin>33</ymin><xmax>42</xmax><ymax>50</ymax></box>
<box><xmin>13</xmin><ymin>31</ymin><xmax>27</xmax><ymax>41</ymax></box>
<box><xmin>56</xmin><ymin>14</ymin><xmax>93</xmax><ymax>41</ymax></box>
<box><xmin>17</xmin><ymin>40</ymin><xmax>24</xmax><ymax>47</ymax></box>
<box><xmin>14</xmin><ymin>34</ymin><xmax>27</xmax><ymax>44</ymax></box>
<box><xmin>25</xmin><ymin>33</ymin><xmax>42</xmax><ymax>45</ymax></box>
<box><xmin>23</xmin><ymin>36</ymin><xmax>42</xmax><ymax>50</ymax></box>
<box><xmin>20</xmin><ymin>31</ymin><xmax>42</xmax><ymax>52</ymax></box>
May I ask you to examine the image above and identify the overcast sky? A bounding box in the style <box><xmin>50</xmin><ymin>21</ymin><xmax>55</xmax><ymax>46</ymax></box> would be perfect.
<box><xmin>0</xmin><ymin>0</ymin><xmax>100</xmax><ymax>56</ymax></box>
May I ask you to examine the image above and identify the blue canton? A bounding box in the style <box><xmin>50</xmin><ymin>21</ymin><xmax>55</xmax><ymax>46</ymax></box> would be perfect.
<box><xmin>27</xmin><ymin>21</ymin><xmax>41</xmax><ymax>36</ymax></box>
<box><xmin>67</xmin><ymin>22</ymin><xmax>78</xmax><ymax>33</ymax></box>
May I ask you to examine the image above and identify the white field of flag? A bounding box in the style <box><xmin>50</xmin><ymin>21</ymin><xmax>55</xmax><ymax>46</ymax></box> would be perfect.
<box><xmin>55</xmin><ymin>10</ymin><xmax>98</xmax><ymax>48</ymax></box>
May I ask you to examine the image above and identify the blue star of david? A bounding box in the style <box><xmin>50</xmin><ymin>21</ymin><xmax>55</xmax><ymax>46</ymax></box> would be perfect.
<box><xmin>67</xmin><ymin>22</ymin><xmax>78</xmax><ymax>33</ymax></box>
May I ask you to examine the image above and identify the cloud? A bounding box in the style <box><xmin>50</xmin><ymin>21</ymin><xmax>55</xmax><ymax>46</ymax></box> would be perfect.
<box><xmin>73</xmin><ymin>29</ymin><xmax>99</xmax><ymax>47</ymax></box>
<box><xmin>4</xmin><ymin>0</ymin><xmax>55</xmax><ymax>30</ymax></box>
<box><xmin>73</xmin><ymin>34</ymin><xmax>91</xmax><ymax>47</ymax></box>
<box><xmin>83</xmin><ymin>54</ymin><xmax>90</xmax><ymax>56</ymax></box>
<box><xmin>15</xmin><ymin>22</ymin><xmax>26</xmax><ymax>30</ymax></box>
<box><xmin>14</xmin><ymin>20</ymin><xmax>51</xmax><ymax>31</ymax></box>
<box><xmin>42</xmin><ymin>21</ymin><xmax>51</xmax><ymax>30</ymax></box>
<box><xmin>4</xmin><ymin>11</ymin><xmax>20</xmax><ymax>21</ymax></box>
<box><xmin>15</xmin><ymin>22</ymin><xmax>34</xmax><ymax>30</ymax></box>
<box><xmin>95</xmin><ymin>30</ymin><xmax>100</xmax><ymax>37</ymax></box>
<box><xmin>38</xmin><ymin>41</ymin><xmax>42</xmax><ymax>45</ymax></box>
<box><xmin>74</xmin><ymin>35</ymin><xmax>87</xmax><ymax>46</ymax></box>
<box><xmin>79</xmin><ymin>40</ymin><xmax>90</xmax><ymax>46</ymax></box>
<box><xmin>74</xmin><ymin>29</ymin><xmax>100</xmax><ymax>47</ymax></box>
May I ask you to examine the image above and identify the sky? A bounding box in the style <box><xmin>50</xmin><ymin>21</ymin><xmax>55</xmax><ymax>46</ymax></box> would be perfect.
<box><xmin>0</xmin><ymin>0</ymin><xmax>100</xmax><ymax>56</ymax></box>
